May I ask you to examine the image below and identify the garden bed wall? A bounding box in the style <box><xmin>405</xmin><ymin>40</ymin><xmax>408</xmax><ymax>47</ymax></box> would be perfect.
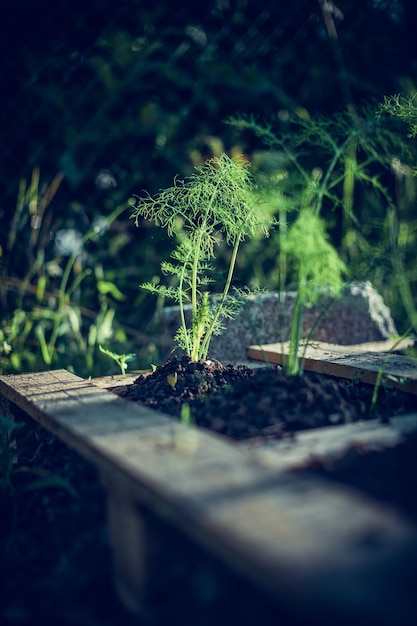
<box><xmin>1</xmin><ymin>367</ymin><xmax>417</xmax><ymax>626</ymax></box>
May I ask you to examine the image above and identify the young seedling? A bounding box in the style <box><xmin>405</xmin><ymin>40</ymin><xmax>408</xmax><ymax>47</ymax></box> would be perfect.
<box><xmin>131</xmin><ymin>154</ymin><xmax>272</xmax><ymax>362</ymax></box>
<box><xmin>99</xmin><ymin>345</ymin><xmax>136</xmax><ymax>374</ymax></box>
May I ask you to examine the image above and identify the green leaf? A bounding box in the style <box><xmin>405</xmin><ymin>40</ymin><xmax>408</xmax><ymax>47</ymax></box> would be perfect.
<box><xmin>97</xmin><ymin>280</ymin><xmax>126</xmax><ymax>301</ymax></box>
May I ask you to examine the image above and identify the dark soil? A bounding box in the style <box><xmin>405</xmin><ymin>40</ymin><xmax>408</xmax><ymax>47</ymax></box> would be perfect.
<box><xmin>120</xmin><ymin>356</ymin><xmax>417</xmax><ymax>441</ymax></box>
<box><xmin>1</xmin><ymin>357</ymin><xmax>416</xmax><ymax>626</ymax></box>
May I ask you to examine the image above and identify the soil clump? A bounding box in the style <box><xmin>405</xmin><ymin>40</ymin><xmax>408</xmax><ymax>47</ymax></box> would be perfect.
<box><xmin>121</xmin><ymin>355</ymin><xmax>417</xmax><ymax>440</ymax></box>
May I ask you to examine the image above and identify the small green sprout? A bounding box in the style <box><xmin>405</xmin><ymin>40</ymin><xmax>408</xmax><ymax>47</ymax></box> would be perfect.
<box><xmin>370</xmin><ymin>330</ymin><xmax>414</xmax><ymax>413</ymax></box>
<box><xmin>180</xmin><ymin>403</ymin><xmax>192</xmax><ymax>426</ymax></box>
<box><xmin>98</xmin><ymin>345</ymin><xmax>136</xmax><ymax>374</ymax></box>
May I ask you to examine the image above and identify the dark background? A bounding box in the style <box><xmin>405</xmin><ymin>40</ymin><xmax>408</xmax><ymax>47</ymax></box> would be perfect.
<box><xmin>1</xmin><ymin>0</ymin><xmax>416</xmax><ymax>210</ymax></box>
<box><xmin>1</xmin><ymin>0</ymin><xmax>416</xmax><ymax>374</ymax></box>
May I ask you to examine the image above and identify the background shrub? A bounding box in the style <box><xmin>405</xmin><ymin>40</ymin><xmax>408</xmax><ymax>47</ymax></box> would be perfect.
<box><xmin>1</xmin><ymin>0</ymin><xmax>416</xmax><ymax>374</ymax></box>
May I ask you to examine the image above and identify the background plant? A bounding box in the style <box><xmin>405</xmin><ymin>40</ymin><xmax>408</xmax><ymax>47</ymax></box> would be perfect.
<box><xmin>228</xmin><ymin>104</ymin><xmax>417</xmax><ymax>336</ymax></box>
<box><xmin>280</xmin><ymin>209</ymin><xmax>347</xmax><ymax>374</ymax></box>
<box><xmin>377</xmin><ymin>93</ymin><xmax>417</xmax><ymax>339</ymax></box>
<box><xmin>131</xmin><ymin>153</ymin><xmax>272</xmax><ymax>361</ymax></box>
<box><xmin>1</xmin><ymin>2</ymin><xmax>416</xmax><ymax>374</ymax></box>
<box><xmin>3</xmin><ymin>0</ymin><xmax>415</xmax><ymax>221</ymax></box>
<box><xmin>0</xmin><ymin>170</ymin><xmax>144</xmax><ymax>376</ymax></box>
<box><xmin>0</xmin><ymin>415</ymin><xmax>76</xmax><ymax>503</ymax></box>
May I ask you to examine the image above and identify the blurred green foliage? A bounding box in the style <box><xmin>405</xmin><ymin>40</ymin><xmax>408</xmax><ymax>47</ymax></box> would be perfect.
<box><xmin>229</xmin><ymin>105</ymin><xmax>417</xmax><ymax>327</ymax></box>
<box><xmin>1</xmin><ymin>0</ymin><xmax>416</xmax><ymax>375</ymax></box>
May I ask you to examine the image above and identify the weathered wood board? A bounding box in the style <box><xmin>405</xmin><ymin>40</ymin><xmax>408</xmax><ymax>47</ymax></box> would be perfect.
<box><xmin>248</xmin><ymin>339</ymin><xmax>417</xmax><ymax>395</ymax></box>
<box><xmin>240</xmin><ymin>412</ymin><xmax>417</xmax><ymax>471</ymax></box>
<box><xmin>1</xmin><ymin>369</ymin><xmax>417</xmax><ymax>624</ymax></box>
<box><xmin>90</xmin><ymin>370</ymin><xmax>150</xmax><ymax>389</ymax></box>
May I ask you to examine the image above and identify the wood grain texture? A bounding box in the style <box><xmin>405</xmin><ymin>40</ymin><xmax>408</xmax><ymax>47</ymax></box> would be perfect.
<box><xmin>240</xmin><ymin>413</ymin><xmax>417</xmax><ymax>471</ymax></box>
<box><xmin>1</xmin><ymin>369</ymin><xmax>417</xmax><ymax>621</ymax></box>
<box><xmin>248</xmin><ymin>339</ymin><xmax>417</xmax><ymax>394</ymax></box>
<box><xmin>91</xmin><ymin>371</ymin><xmax>150</xmax><ymax>389</ymax></box>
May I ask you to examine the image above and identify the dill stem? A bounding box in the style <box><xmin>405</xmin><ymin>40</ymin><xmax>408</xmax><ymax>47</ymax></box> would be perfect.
<box><xmin>200</xmin><ymin>234</ymin><xmax>241</xmax><ymax>360</ymax></box>
<box><xmin>288</xmin><ymin>287</ymin><xmax>304</xmax><ymax>376</ymax></box>
<box><xmin>278</xmin><ymin>206</ymin><xmax>288</xmax><ymax>372</ymax></box>
<box><xmin>190</xmin><ymin>228</ymin><xmax>204</xmax><ymax>361</ymax></box>
<box><xmin>178</xmin><ymin>250</ymin><xmax>191</xmax><ymax>357</ymax></box>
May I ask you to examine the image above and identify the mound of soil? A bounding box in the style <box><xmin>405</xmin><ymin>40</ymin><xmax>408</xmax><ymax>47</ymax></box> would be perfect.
<box><xmin>120</xmin><ymin>356</ymin><xmax>417</xmax><ymax>440</ymax></box>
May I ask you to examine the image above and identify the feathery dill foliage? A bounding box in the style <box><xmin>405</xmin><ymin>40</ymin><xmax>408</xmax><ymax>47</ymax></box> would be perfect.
<box><xmin>227</xmin><ymin>112</ymin><xmax>365</xmax><ymax>374</ymax></box>
<box><xmin>282</xmin><ymin>209</ymin><xmax>347</xmax><ymax>374</ymax></box>
<box><xmin>377</xmin><ymin>93</ymin><xmax>417</xmax><ymax>337</ymax></box>
<box><xmin>379</xmin><ymin>93</ymin><xmax>417</xmax><ymax>138</ymax></box>
<box><xmin>228</xmin><ymin>105</ymin><xmax>410</xmax><ymax>228</ymax></box>
<box><xmin>282</xmin><ymin>210</ymin><xmax>347</xmax><ymax>303</ymax></box>
<box><xmin>131</xmin><ymin>154</ymin><xmax>272</xmax><ymax>361</ymax></box>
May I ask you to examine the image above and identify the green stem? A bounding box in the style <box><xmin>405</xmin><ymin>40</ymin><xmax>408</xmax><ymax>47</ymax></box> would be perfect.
<box><xmin>370</xmin><ymin>328</ymin><xmax>413</xmax><ymax>414</ymax></box>
<box><xmin>190</xmin><ymin>229</ymin><xmax>204</xmax><ymax>361</ymax></box>
<box><xmin>341</xmin><ymin>140</ymin><xmax>357</xmax><ymax>255</ymax></box>
<box><xmin>47</xmin><ymin>201</ymin><xmax>128</xmax><ymax>364</ymax></box>
<box><xmin>288</xmin><ymin>287</ymin><xmax>304</xmax><ymax>376</ymax></box>
<box><xmin>199</xmin><ymin>233</ymin><xmax>241</xmax><ymax>360</ymax></box>
<box><xmin>278</xmin><ymin>206</ymin><xmax>288</xmax><ymax>372</ymax></box>
<box><xmin>178</xmin><ymin>248</ymin><xmax>191</xmax><ymax>357</ymax></box>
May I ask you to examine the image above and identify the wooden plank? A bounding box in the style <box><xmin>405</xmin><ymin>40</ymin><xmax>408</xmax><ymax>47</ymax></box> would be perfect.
<box><xmin>248</xmin><ymin>340</ymin><xmax>417</xmax><ymax>395</ymax></box>
<box><xmin>240</xmin><ymin>413</ymin><xmax>417</xmax><ymax>471</ymax></box>
<box><xmin>1</xmin><ymin>370</ymin><xmax>417</xmax><ymax>623</ymax></box>
<box><xmin>90</xmin><ymin>371</ymin><xmax>150</xmax><ymax>389</ymax></box>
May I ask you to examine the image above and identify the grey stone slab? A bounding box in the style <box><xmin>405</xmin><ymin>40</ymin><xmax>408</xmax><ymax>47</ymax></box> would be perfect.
<box><xmin>159</xmin><ymin>281</ymin><xmax>399</xmax><ymax>363</ymax></box>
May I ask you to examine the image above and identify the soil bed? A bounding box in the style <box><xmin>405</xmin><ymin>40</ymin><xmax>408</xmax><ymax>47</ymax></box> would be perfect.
<box><xmin>120</xmin><ymin>355</ymin><xmax>417</xmax><ymax>441</ymax></box>
<box><xmin>2</xmin><ymin>356</ymin><xmax>417</xmax><ymax>625</ymax></box>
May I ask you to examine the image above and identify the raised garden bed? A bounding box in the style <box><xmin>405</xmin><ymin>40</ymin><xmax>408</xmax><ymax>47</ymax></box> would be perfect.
<box><xmin>1</xmin><ymin>341</ymin><xmax>417</xmax><ymax>625</ymax></box>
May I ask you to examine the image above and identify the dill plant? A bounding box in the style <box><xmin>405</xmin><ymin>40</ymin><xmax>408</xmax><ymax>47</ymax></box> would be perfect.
<box><xmin>281</xmin><ymin>209</ymin><xmax>347</xmax><ymax>374</ymax></box>
<box><xmin>227</xmin><ymin>106</ymin><xmax>416</xmax><ymax>373</ymax></box>
<box><xmin>131</xmin><ymin>154</ymin><xmax>271</xmax><ymax>362</ymax></box>
<box><xmin>228</xmin><ymin>106</ymin><xmax>412</xmax><ymax>263</ymax></box>
<box><xmin>379</xmin><ymin>93</ymin><xmax>417</xmax><ymax>139</ymax></box>
<box><xmin>378</xmin><ymin>93</ymin><xmax>417</xmax><ymax>337</ymax></box>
